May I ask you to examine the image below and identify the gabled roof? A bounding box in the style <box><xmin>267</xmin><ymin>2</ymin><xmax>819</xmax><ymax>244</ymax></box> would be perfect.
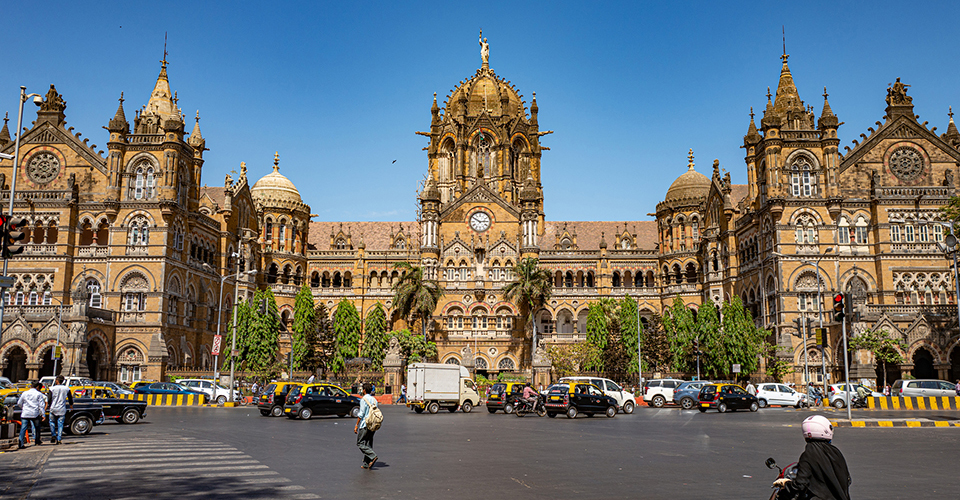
<box><xmin>440</xmin><ymin>182</ymin><xmax>520</xmax><ymax>220</ymax></box>
<box><xmin>840</xmin><ymin>114</ymin><xmax>960</xmax><ymax>171</ymax></box>
<box><xmin>1</xmin><ymin>120</ymin><xmax>107</xmax><ymax>173</ymax></box>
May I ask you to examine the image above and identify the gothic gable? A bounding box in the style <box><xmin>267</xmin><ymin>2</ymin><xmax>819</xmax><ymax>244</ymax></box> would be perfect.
<box><xmin>440</xmin><ymin>182</ymin><xmax>520</xmax><ymax>220</ymax></box>
<box><xmin>4</xmin><ymin>121</ymin><xmax>108</xmax><ymax>174</ymax></box>
<box><xmin>840</xmin><ymin>113</ymin><xmax>960</xmax><ymax>172</ymax></box>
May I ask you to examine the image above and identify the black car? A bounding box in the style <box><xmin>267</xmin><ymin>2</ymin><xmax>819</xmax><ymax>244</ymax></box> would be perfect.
<box><xmin>697</xmin><ymin>383</ymin><xmax>759</xmax><ymax>413</ymax></box>
<box><xmin>283</xmin><ymin>383</ymin><xmax>361</xmax><ymax>420</ymax></box>
<box><xmin>5</xmin><ymin>393</ymin><xmax>105</xmax><ymax>435</ymax></box>
<box><xmin>485</xmin><ymin>382</ymin><xmax>527</xmax><ymax>414</ymax></box>
<box><xmin>258</xmin><ymin>382</ymin><xmax>303</xmax><ymax>417</ymax></box>
<box><xmin>543</xmin><ymin>382</ymin><xmax>619</xmax><ymax>419</ymax></box>
<box><xmin>73</xmin><ymin>387</ymin><xmax>147</xmax><ymax>424</ymax></box>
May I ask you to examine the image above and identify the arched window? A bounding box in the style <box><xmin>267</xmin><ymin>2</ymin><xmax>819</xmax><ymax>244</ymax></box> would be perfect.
<box><xmin>311</xmin><ymin>271</ymin><xmax>320</xmax><ymax>287</ymax></box>
<box><xmin>498</xmin><ymin>358</ymin><xmax>516</xmax><ymax>371</ymax></box>
<box><xmin>267</xmin><ymin>263</ymin><xmax>278</xmax><ymax>284</ymax></box>
<box><xmin>475</xmin><ymin>357</ymin><xmax>488</xmax><ymax>370</ymax></box>
<box><xmin>685</xmin><ymin>263</ymin><xmax>698</xmax><ymax>284</ymax></box>
<box><xmin>134</xmin><ymin>168</ymin><xmax>144</xmax><ymax>199</ymax></box>
<box><xmin>278</xmin><ymin>220</ymin><xmax>286</xmax><ymax>251</ymax></box>
<box><xmin>335</xmin><ymin>238</ymin><xmax>347</xmax><ymax>250</ymax></box>
<box><xmin>265</xmin><ymin>218</ymin><xmax>273</xmax><ymax>242</ymax></box>
<box><xmin>283</xmin><ymin>265</ymin><xmax>293</xmax><ymax>285</ymax></box>
<box><xmin>86</xmin><ymin>278</ymin><xmax>102</xmax><ymax>308</ymax></box>
<box><xmin>332</xmin><ymin>271</ymin><xmax>342</xmax><ymax>288</ymax></box>
<box><xmin>790</xmin><ymin>156</ymin><xmax>816</xmax><ymax>197</ymax></box>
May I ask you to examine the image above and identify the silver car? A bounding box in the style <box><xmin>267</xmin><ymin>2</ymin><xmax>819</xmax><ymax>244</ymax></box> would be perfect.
<box><xmin>828</xmin><ymin>383</ymin><xmax>883</xmax><ymax>408</ymax></box>
<box><xmin>891</xmin><ymin>379</ymin><xmax>956</xmax><ymax>398</ymax></box>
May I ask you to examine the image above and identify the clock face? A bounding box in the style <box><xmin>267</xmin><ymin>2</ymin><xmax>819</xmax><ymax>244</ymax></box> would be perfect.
<box><xmin>469</xmin><ymin>212</ymin><xmax>491</xmax><ymax>232</ymax></box>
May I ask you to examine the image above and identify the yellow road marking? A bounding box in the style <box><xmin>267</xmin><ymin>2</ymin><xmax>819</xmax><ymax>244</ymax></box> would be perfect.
<box><xmin>879</xmin><ymin>421</ymin><xmax>893</xmax><ymax>427</ymax></box>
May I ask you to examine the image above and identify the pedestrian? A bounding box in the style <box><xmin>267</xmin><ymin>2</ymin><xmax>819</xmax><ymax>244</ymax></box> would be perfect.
<box><xmin>251</xmin><ymin>381</ymin><xmax>259</xmax><ymax>396</ymax></box>
<box><xmin>745</xmin><ymin>380</ymin><xmax>757</xmax><ymax>396</ymax></box>
<box><xmin>884</xmin><ymin>385</ymin><xmax>891</xmax><ymax>396</ymax></box>
<box><xmin>397</xmin><ymin>384</ymin><xmax>407</xmax><ymax>405</ymax></box>
<box><xmin>955</xmin><ymin>380</ymin><xmax>960</xmax><ymax>397</ymax></box>
<box><xmin>354</xmin><ymin>383</ymin><xmax>379</xmax><ymax>469</ymax></box>
<box><xmin>47</xmin><ymin>376</ymin><xmax>74</xmax><ymax>445</ymax></box>
<box><xmin>306</xmin><ymin>374</ymin><xmax>316</xmax><ymax>384</ymax></box>
<box><xmin>17</xmin><ymin>381</ymin><xmax>47</xmax><ymax>449</ymax></box>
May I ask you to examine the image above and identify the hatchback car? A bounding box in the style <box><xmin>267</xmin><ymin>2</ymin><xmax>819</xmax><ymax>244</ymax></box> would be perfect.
<box><xmin>828</xmin><ymin>383</ymin><xmax>884</xmax><ymax>408</ymax></box>
<box><xmin>756</xmin><ymin>383</ymin><xmax>807</xmax><ymax>408</ymax></box>
<box><xmin>544</xmin><ymin>382</ymin><xmax>618</xmax><ymax>419</ymax></box>
<box><xmin>558</xmin><ymin>377</ymin><xmax>637</xmax><ymax>414</ymax></box>
<box><xmin>134</xmin><ymin>382</ymin><xmax>208</xmax><ymax>401</ymax></box>
<box><xmin>485</xmin><ymin>382</ymin><xmax>527</xmax><ymax>414</ymax></box>
<box><xmin>283</xmin><ymin>383</ymin><xmax>361</xmax><ymax>420</ymax></box>
<box><xmin>643</xmin><ymin>378</ymin><xmax>684</xmax><ymax>408</ymax></box>
<box><xmin>178</xmin><ymin>378</ymin><xmax>242</xmax><ymax>404</ymax></box>
<box><xmin>890</xmin><ymin>379</ymin><xmax>956</xmax><ymax>398</ymax></box>
<box><xmin>698</xmin><ymin>383</ymin><xmax>759</xmax><ymax>413</ymax></box>
<box><xmin>258</xmin><ymin>382</ymin><xmax>304</xmax><ymax>417</ymax></box>
<box><xmin>672</xmin><ymin>381</ymin><xmax>712</xmax><ymax>410</ymax></box>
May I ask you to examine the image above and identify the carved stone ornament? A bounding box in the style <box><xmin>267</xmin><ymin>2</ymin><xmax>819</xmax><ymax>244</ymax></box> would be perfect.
<box><xmin>27</xmin><ymin>152</ymin><xmax>61</xmax><ymax>184</ymax></box>
<box><xmin>889</xmin><ymin>147</ymin><xmax>923</xmax><ymax>181</ymax></box>
<box><xmin>533</xmin><ymin>338</ymin><xmax>550</xmax><ymax>366</ymax></box>
<box><xmin>386</xmin><ymin>336</ymin><xmax>401</xmax><ymax>356</ymax></box>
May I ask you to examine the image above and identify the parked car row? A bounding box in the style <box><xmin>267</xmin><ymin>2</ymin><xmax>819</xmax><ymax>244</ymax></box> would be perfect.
<box><xmin>256</xmin><ymin>381</ymin><xmax>362</xmax><ymax>420</ymax></box>
<box><xmin>2</xmin><ymin>384</ymin><xmax>147</xmax><ymax>437</ymax></box>
<box><xmin>890</xmin><ymin>379</ymin><xmax>957</xmax><ymax>398</ymax></box>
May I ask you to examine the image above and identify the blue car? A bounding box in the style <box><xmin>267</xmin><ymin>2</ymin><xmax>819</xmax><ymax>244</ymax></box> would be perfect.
<box><xmin>672</xmin><ymin>380</ymin><xmax>713</xmax><ymax>410</ymax></box>
<box><xmin>134</xmin><ymin>382</ymin><xmax>208</xmax><ymax>401</ymax></box>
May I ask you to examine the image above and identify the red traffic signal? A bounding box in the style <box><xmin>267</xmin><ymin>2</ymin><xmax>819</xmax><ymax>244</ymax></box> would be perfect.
<box><xmin>833</xmin><ymin>293</ymin><xmax>845</xmax><ymax>321</ymax></box>
<box><xmin>1</xmin><ymin>215</ymin><xmax>27</xmax><ymax>259</ymax></box>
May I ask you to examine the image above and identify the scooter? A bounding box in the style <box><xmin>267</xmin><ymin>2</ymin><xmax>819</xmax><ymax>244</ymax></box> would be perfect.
<box><xmin>765</xmin><ymin>457</ymin><xmax>799</xmax><ymax>500</ymax></box>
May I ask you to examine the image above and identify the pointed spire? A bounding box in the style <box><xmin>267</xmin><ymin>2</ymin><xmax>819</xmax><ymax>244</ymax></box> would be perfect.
<box><xmin>599</xmin><ymin>231</ymin><xmax>607</xmax><ymax>249</ymax></box>
<box><xmin>422</xmin><ymin>170</ymin><xmax>441</xmax><ymax>202</ymax></box>
<box><xmin>765</xmin><ymin>87</ymin><xmax>774</xmax><ymax>112</ymax></box>
<box><xmin>820</xmin><ymin>87</ymin><xmax>834</xmax><ymax>117</ymax></box>
<box><xmin>944</xmin><ymin>106</ymin><xmax>960</xmax><ymax>147</ymax></box>
<box><xmin>773</xmin><ymin>53</ymin><xmax>803</xmax><ymax>114</ymax></box>
<box><xmin>107</xmin><ymin>92</ymin><xmax>129</xmax><ymax>133</ymax></box>
<box><xmin>746</xmin><ymin>107</ymin><xmax>759</xmax><ymax>136</ymax></box>
<box><xmin>687</xmin><ymin>148</ymin><xmax>695</xmax><ymax>171</ymax></box>
<box><xmin>143</xmin><ymin>46</ymin><xmax>178</xmax><ymax>121</ymax></box>
<box><xmin>818</xmin><ymin>87</ymin><xmax>838</xmax><ymax>130</ymax></box>
<box><xmin>188</xmin><ymin>110</ymin><xmax>204</xmax><ymax>147</ymax></box>
<box><xmin>0</xmin><ymin>112</ymin><xmax>10</xmax><ymax>145</ymax></box>
<box><xmin>273</xmin><ymin>151</ymin><xmax>280</xmax><ymax>172</ymax></box>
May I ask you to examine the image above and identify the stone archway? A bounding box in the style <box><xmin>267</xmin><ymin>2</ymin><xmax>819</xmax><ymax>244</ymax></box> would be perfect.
<box><xmin>912</xmin><ymin>347</ymin><xmax>936</xmax><ymax>379</ymax></box>
<box><xmin>2</xmin><ymin>346</ymin><xmax>28</xmax><ymax>382</ymax></box>
<box><xmin>38</xmin><ymin>346</ymin><xmax>59</xmax><ymax>378</ymax></box>
<box><xmin>86</xmin><ymin>340</ymin><xmax>106</xmax><ymax>380</ymax></box>
<box><xmin>950</xmin><ymin>346</ymin><xmax>960</xmax><ymax>382</ymax></box>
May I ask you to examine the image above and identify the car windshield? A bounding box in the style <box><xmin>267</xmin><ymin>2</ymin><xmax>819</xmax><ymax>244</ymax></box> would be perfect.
<box><xmin>0</xmin><ymin>380</ymin><xmax>12</xmax><ymax>389</ymax></box>
<box><xmin>489</xmin><ymin>384</ymin><xmax>506</xmax><ymax>394</ymax></box>
<box><xmin>548</xmin><ymin>384</ymin><xmax>569</xmax><ymax>394</ymax></box>
<box><xmin>287</xmin><ymin>386</ymin><xmax>302</xmax><ymax>397</ymax></box>
<box><xmin>264</xmin><ymin>383</ymin><xmax>278</xmax><ymax>395</ymax></box>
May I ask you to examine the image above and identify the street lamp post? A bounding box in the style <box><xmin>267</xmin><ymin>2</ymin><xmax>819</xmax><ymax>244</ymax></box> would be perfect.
<box><xmin>229</xmin><ymin>229</ymin><xmax>257</xmax><ymax>405</ymax></box>
<box><xmin>0</xmin><ymin>87</ymin><xmax>43</xmax><ymax>331</ymax></box>
<box><xmin>47</xmin><ymin>296</ymin><xmax>65</xmax><ymax>377</ymax></box>
<box><xmin>206</xmin><ymin>262</ymin><xmax>255</xmax><ymax>386</ymax></box>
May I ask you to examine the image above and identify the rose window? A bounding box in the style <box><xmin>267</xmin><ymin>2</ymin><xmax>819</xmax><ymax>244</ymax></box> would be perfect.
<box><xmin>27</xmin><ymin>152</ymin><xmax>61</xmax><ymax>184</ymax></box>
<box><xmin>889</xmin><ymin>147</ymin><xmax>923</xmax><ymax>181</ymax></box>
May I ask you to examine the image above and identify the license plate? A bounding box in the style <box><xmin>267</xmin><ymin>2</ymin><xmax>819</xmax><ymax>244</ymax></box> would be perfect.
<box><xmin>550</xmin><ymin>396</ymin><xmax>560</xmax><ymax>401</ymax></box>
<box><xmin>285</xmin><ymin>408</ymin><xmax>291</xmax><ymax>413</ymax></box>
<box><xmin>489</xmin><ymin>395</ymin><xmax>499</xmax><ymax>399</ymax></box>
<box><xmin>700</xmin><ymin>403</ymin><xmax>709</xmax><ymax>407</ymax></box>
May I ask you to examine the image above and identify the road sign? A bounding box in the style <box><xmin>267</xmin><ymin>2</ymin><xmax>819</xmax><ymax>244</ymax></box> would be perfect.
<box><xmin>0</xmin><ymin>276</ymin><xmax>14</xmax><ymax>288</ymax></box>
<box><xmin>212</xmin><ymin>335</ymin><xmax>223</xmax><ymax>356</ymax></box>
<box><xmin>732</xmin><ymin>364</ymin><xmax>741</xmax><ymax>373</ymax></box>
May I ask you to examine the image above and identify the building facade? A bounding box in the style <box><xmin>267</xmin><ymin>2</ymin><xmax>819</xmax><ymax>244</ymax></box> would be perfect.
<box><xmin>3</xmin><ymin>45</ymin><xmax>960</xmax><ymax>387</ymax></box>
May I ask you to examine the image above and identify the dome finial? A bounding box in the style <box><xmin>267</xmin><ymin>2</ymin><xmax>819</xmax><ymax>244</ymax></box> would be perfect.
<box><xmin>273</xmin><ymin>151</ymin><xmax>280</xmax><ymax>172</ymax></box>
<box><xmin>687</xmin><ymin>148</ymin><xmax>695</xmax><ymax>171</ymax></box>
<box><xmin>479</xmin><ymin>29</ymin><xmax>490</xmax><ymax>70</ymax></box>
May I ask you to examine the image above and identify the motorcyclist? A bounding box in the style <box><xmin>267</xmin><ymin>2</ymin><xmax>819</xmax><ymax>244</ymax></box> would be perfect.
<box><xmin>773</xmin><ymin>415</ymin><xmax>851</xmax><ymax>500</ymax></box>
<box><xmin>854</xmin><ymin>384</ymin><xmax>869</xmax><ymax>405</ymax></box>
<box><xmin>520</xmin><ymin>383</ymin><xmax>538</xmax><ymax>410</ymax></box>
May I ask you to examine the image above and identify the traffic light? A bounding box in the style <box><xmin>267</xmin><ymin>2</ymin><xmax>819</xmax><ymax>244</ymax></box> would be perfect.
<box><xmin>1</xmin><ymin>215</ymin><xmax>27</xmax><ymax>258</ymax></box>
<box><xmin>816</xmin><ymin>328</ymin><xmax>827</xmax><ymax>348</ymax></box>
<box><xmin>833</xmin><ymin>293</ymin><xmax>845</xmax><ymax>322</ymax></box>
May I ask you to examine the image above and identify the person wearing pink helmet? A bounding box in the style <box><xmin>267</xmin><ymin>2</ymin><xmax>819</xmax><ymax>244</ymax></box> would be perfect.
<box><xmin>772</xmin><ymin>415</ymin><xmax>851</xmax><ymax>499</ymax></box>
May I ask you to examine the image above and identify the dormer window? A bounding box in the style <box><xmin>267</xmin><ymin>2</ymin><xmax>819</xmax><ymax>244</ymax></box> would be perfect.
<box><xmin>335</xmin><ymin>238</ymin><xmax>347</xmax><ymax>250</ymax></box>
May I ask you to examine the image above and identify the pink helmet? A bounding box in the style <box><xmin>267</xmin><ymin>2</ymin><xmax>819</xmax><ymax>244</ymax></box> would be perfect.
<box><xmin>801</xmin><ymin>415</ymin><xmax>833</xmax><ymax>440</ymax></box>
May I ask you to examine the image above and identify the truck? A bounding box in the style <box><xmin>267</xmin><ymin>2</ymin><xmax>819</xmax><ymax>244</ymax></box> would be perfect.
<box><xmin>406</xmin><ymin>363</ymin><xmax>481</xmax><ymax>414</ymax></box>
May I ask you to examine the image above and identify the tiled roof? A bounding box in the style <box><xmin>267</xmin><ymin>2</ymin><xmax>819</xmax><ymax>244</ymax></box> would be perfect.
<box><xmin>543</xmin><ymin>220</ymin><xmax>658</xmax><ymax>251</ymax></box>
<box><xmin>730</xmin><ymin>184</ymin><xmax>748</xmax><ymax>206</ymax></box>
<box><xmin>308</xmin><ymin>221</ymin><xmax>416</xmax><ymax>250</ymax></box>
<box><xmin>199</xmin><ymin>186</ymin><xmax>226</xmax><ymax>209</ymax></box>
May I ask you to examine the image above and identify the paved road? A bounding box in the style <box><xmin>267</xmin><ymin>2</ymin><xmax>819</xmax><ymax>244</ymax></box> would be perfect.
<box><xmin>2</xmin><ymin>404</ymin><xmax>958</xmax><ymax>499</ymax></box>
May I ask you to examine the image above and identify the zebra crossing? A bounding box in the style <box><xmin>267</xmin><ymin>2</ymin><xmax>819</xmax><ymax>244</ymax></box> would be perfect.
<box><xmin>28</xmin><ymin>436</ymin><xmax>319</xmax><ymax>499</ymax></box>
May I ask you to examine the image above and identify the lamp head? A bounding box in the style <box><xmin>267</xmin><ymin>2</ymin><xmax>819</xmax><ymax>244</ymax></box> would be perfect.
<box><xmin>946</xmin><ymin>233</ymin><xmax>958</xmax><ymax>249</ymax></box>
<box><xmin>824</xmin><ymin>247</ymin><xmax>834</xmax><ymax>254</ymax></box>
<box><xmin>32</xmin><ymin>95</ymin><xmax>42</xmax><ymax>106</ymax></box>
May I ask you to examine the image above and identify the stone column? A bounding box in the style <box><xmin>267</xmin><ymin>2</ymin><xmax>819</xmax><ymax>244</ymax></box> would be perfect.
<box><xmin>532</xmin><ymin>339</ymin><xmax>552</xmax><ymax>388</ymax></box>
<box><xmin>462</xmin><ymin>346</ymin><xmax>475</xmax><ymax>378</ymax></box>
<box><xmin>26</xmin><ymin>362</ymin><xmax>40</xmax><ymax>381</ymax></box>
<box><xmin>936</xmin><ymin>364</ymin><xmax>950</xmax><ymax>381</ymax></box>
<box><xmin>899</xmin><ymin>363</ymin><xmax>914</xmax><ymax>379</ymax></box>
<box><xmin>382</xmin><ymin>337</ymin><xmax>405</xmax><ymax>401</ymax></box>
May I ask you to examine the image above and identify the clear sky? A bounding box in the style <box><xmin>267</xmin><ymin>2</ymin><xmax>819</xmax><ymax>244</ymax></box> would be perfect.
<box><xmin>3</xmin><ymin>2</ymin><xmax>959</xmax><ymax>222</ymax></box>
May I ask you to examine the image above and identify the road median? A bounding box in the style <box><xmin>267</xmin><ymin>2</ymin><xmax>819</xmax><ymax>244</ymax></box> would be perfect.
<box><xmin>831</xmin><ymin>418</ymin><xmax>960</xmax><ymax>428</ymax></box>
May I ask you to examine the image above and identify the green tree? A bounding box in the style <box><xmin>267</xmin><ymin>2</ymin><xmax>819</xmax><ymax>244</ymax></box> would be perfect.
<box><xmin>764</xmin><ymin>344</ymin><xmax>795</xmax><ymax>383</ymax></box>
<box><xmin>619</xmin><ymin>297</ymin><xmax>640</xmax><ymax>377</ymax></box>
<box><xmin>546</xmin><ymin>342</ymin><xmax>601</xmax><ymax>378</ymax></box>
<box><xmin>391</xmin><ymin>262</ymin><xmax>444</xmax><ymax>339</ymax></box>
<box><xmin>389</xmin><ymin>328</ymin><xmax>437</xmax><ymax>363</ymax></box>
<box><xmin>222</xmin><ymin>299</ymin><xmax>253</xmax><ymax>372</ymax></box>
<box><xmin>849</xmin><ymin>328</ymin><xmax>907</xmax><ymax>388</ymax></box>
<box><xmin>694</xmin><ymin>301</ymin><xmax>721</xmax><ymax>378</ymax></box>
<box><xmin>663</xmin><ymin>296</ymin><xmax>697</xmax><ymax>373</ymax></box>
<box><xmin>302</xmin><ymin>303</ymin><xmax>334</xmax><ymax>377</ymax></box>
<box><xmin>361</xmin><ymin>302</ymin><xmax>389</xmax><ymax>370</ymax></box>
<box><xmin>503</xmin><ymin>257</ymin><xmax>553</xmax><ymax>369</ymax></box>
<box><xmin>584</xmin><ymin>302</ymin><xmax>610</xmax><ymax>372</ymax></box>
<box><xmin>641</xmin><ymin>314</ymin><xmax>671</xmax><ymax>374</ymax></box>
<box><xmin>331</xmin><ymin>299</ymin><xmax>361</xmax><ymax>376</ymax></box>
<box><xmin>716</xmin><ymin>297</ymin><xmax>767</xmax><ymax>381</ymax></box>
<box><xmin>290</xmin><ymin>285</ymin><xmax>315</xmax><ymax>372</ymax></box>
<box><xmin>246</xmin><ymin>288</ymin><xmax>282</xmax><ymax>381</ymax></box>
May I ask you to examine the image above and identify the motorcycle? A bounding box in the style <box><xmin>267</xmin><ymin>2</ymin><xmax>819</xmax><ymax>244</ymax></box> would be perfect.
<box><xmin>765</xmin><ymin>457</ymin><xmax>799</xmax><ymax>500</ymax></box>
<box><xmin>514</xmin><ymin>394</ymin><xmax>547</xmax><ymax>417</ymax></box>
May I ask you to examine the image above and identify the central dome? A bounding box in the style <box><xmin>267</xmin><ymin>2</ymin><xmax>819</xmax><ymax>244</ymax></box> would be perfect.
<box><xmin>664</xmin><ymin>151</ymin><xmax>711</xmax><ymax>204</ymax></box>
<box><xmin>446</xmin><ymin>68</ymin><xmax>524</xmax><ymax>118</ymax></box>
<box><xmin>251</xmin><ymin>153</ymin><xmax>302</xmax><ymax>204</ymax></box>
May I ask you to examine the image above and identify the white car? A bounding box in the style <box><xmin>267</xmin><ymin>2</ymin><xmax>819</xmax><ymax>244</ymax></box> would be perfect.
<box><xmin>643</xmin><ymin>379</ymin><xmax>685</xmax><ymax>408</ymax></box>
<box><xmin>558</xmin><ymin>376</ymin><xmax>637</xmax><ymax>414</ymax></box>
<box><xmin>39</xmin><ymin>376</ymin><xmax>93</xmax><ymax>388</ymax></box>
<box><xmin>828</xmin><ymin>383</ymin><xmax>883</xmax><ymax>408</ymax></box>
<box><xmin>755</xmin><ymin>383</ymin><xmax>807</xmax><ymax>408</ymax></box>
<box><xmin>178</xmin><ymin>379</ymin><xmax>242</xmax><ymax>404</ymax></box>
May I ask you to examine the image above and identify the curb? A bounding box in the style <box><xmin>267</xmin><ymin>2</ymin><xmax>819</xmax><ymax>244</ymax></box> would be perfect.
<box><xmin>868</xmin><ymin>396</ymin><xmax>960</xmax><ymax>410</ymax></box>
<box><xmin>831</xmin><ymin>419</ymin><xmax>960</xmax><ymax>428</ymax></box>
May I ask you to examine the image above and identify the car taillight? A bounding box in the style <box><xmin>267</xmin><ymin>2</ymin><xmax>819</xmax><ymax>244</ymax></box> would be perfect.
<box><xmin>294</xmin><ymin>394</ymin><xmax>303</xmax><ymax>404</ymax></box>
<box><xmin>564</xmin><ymin>394</ymin><xmax>569</xmax><ymax>404</ymax></box>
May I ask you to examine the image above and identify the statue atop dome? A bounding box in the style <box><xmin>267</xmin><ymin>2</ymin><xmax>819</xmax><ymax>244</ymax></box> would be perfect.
<box><xmin>479</xmin><ymin>30</ymin><xmax>489</xmax><ymax>69</ymax></box>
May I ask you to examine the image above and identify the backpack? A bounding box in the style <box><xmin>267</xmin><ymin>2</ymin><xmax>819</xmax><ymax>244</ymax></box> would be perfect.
<box><xmin>365</xmin><ymin>397</ymin><xmax>383</xmax><ymax>431</ymax></box>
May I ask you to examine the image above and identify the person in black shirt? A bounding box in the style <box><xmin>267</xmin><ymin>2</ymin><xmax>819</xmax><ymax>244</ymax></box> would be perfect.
<box><xmin>773</xmin><ymin>415</ymin><xmax>851</xmax><ymax>500</ymax></box>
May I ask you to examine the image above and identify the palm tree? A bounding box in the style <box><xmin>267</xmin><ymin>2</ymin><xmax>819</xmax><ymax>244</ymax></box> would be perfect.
<box><xmin>503</xmin><ymin>257</ymin><xmax>553</xmax><ymax>370</ymax></box>
<box><xmin>391</xmin><ymin>261</ymin><xmax>444</xmax><ymax>340</ymax></box>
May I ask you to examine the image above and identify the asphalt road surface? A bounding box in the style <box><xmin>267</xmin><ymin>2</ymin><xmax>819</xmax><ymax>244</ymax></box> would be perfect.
<box><xmin>2</xmin><ymin>404</ymin><xmax>958</xmax><ymax>499</ymax></box>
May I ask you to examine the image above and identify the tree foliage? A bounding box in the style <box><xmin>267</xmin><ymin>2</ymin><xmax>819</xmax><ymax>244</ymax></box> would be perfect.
<box><xmin>642</xmin><ymin>314</ymin><xmax>671</xmax><ymax>373</ymax></box>
<box><xmin>222</xmin><ymin>299</ymin><xmax>253</xmax><ymax>372</ymax></box>
<box><xmin>391</xmin><ymin>262</ymin><xmax>444</xmax><ymax>339</ymax></box>
<box><xmin>619</xmin><ymin>297</ymin><xmax>640</xmax><ymax>376</ymax></box>
<box><xmin>389</xmin><ymin>328</ymin><xmax>437</xmax><ymax>363</ymax></box>
<box><xmin>663</xmin><ymin>296</ymin><xmax>697</xmax><ymax>374</ymax></box>
<box><xmin>546</xmin><ymin>342</ymin><xmax>601</xmax><ymax>378</ymax></box>
<box><xmin>584</xmin><ymin>302</ymin><xmax>610</xmax><ymax>371</ymax></box>
<box><xmin>763</xmin><ymin>344</ymin><xmax>795</xmax><ymax>383</ymax></box>
<box><xmin>361</xmin><ymin>302</ymin><xmax>390</xmax><ymax>370</ymax></box>
<box><xmin>849</xmin><ymin>328</ymin><xmax>907</xmax><ymax>388</ymax></box>
<box><xmin>290</xmin><ymin>285</ymin><xmax>315</xmax><ymax>371</ymax></box>
<box><xmin>231</xmin><ymin>288</ymin><xmax>282</xmax><ymax>381</ymax></box>
<box><xmin>301</xmin><ymin>303</ymin><xmax>332</xmax><ymax>376</ymax></box>
<box><xmin>331</xmin><ymin>299</ymin><xmax>361</xmax><ymax>375</ymax></box>
<box><xmin>503</xmin><ymin>257</ymin><xmax>553</xmax><ymax>368</ymax></box>
<box><xmin>715</xmin><ymin>297</ymin><xmax>767</xmax><ymax>381</ymax></box>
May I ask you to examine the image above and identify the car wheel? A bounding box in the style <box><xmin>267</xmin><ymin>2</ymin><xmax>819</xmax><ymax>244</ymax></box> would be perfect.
<box><xmin>488</xmin><ymin>407</ymin><xmax>497</xmax><ymax>414</ymax></box>
<box><xmin>749</xmin><ymin>402</ymin><xmax>759</xmax><ymax>412</ymax></box>
<box><xmin>547</xmin><ymin>412</ymin><xmax>557</xmax><ymax>418</ymax></box>
<box><xmin>605</xmin><ymin>406</ymin><xmax>617</xmax><ymax>418</ymax></box>
<box><xmin>414</xmin><ymin>406</ymin><xmax>424</xmax><ymax>414</ymax></box>
<box><xmin>717</xmin><ymin>402</ymin><xmax>727</xmax><ymax>413</ymax></box>
<box><xmin>680</xmin><ymin>397</ymin><xmax>695</xmax><ymax>410</ymax></box>
<box><xmin>795</xmin><ymin>401</ymin><xmax>803</xmax><ymax>409</ymax></box>
<box><xmin>270</xmin><ymin>405</ymin><xmax>283</xmax><ymax>417</ymax></box>
<box><xmin>461</xmin><ymin>401</ymin><xmax>473</xmax><ymax>413</ymax></box>
<box><xmin>566</xmin><ymin>406</ymin><xmax>578</xmax><ymax>419</ymax></box>
<box><xmin>299</xmin><ymin>408</ymin><xmax>312</xmax><ymax>420</ymax></box>
<box><xmin>350</xmin><ymin>405</ymin><xmax>361</xmax><ymax>418</ymax></box>
<box><xmin>622</xmin><ymin>401</ymin><xmax>635</xmax><ymax>414</ymax></box>
<box><xmin>121</xmin><ymin>408</ymin><xmax>140</xmax><ymax>424</ymax></box>
<box><xmin>216</xmin><ymin>396</ymin><xmax>227</xmax><ymax>405</ymax></box>
<box><xmin>833</xmin><ymin>398</ymin><xmax>845</xmax><ymax>409</ymax></box>
<box><xmin>259</xmin><ymin>409</ymin><xmax>270</xmax><ymax>417</ymax></box>
<box><xmin>427</xmin><ymin>402</ymin><xmax>440</xmax><ymax>414</ymax></box>
<box><xmin>651</xmin><ymin>395</ymin><xmax>666</xmax><ymax>408</ymax></box>
<box><xmin>70</xmin><ymin>416</ymin><xmax>93</xmax><ymax>435</ymax></box>
<box><xmin>758</xmin><ymin>398</ymin><xmax>768</xmax><ymax>409</ymax></box>
<box><xmin>504</xmin><ymin>403</ymin><xmax>514</xmax><ymax>414</ymax></box>
<box><xmin>698</xmin><ymin>407</ymin><xmax>707</xmax><ymax>413</ymax></box>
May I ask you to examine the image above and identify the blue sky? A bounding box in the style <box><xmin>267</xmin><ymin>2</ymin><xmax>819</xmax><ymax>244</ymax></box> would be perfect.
<box><xmin>3</xmin><ymin>2</ymin><xmax>959</xmax><ymax>222</ymax></box>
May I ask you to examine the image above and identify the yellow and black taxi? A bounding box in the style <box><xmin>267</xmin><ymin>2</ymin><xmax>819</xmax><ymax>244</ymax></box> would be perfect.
<box><xmin>697</xmin><ymin>383</ymin><xmax>759</xmax><ymax>413</ymax></box>
<box><xmin>485</xmin><ymin>382</ymin><xmax>527</xmax><ymax>414</ymax></box>
<box><xmin>71</xmin><ymin>386</ymin><xmax>148</xmax><ymax>424</ymax></box>
<box><xmin>544</xmin><ymin>382</ymin><xmax>619</xmax><ymax>419</ymax></box>
<box><xmin>283</xmin><ymin>383</ymin><xmax>361</xmax><ymax>420</ymax></box>
<box><xmin>258</xmin><ymin>381</ymin><xmax>303</xmax><ymax>417</ymax></box>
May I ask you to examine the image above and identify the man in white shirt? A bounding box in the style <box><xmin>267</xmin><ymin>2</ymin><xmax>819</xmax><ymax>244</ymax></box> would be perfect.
<box><xmin>17</xmin><ymin>381</ymin><xmax>47</xmax><ymax>449</ymax></box>
<box><xmin>47</xmin><ymin>376</ymin><xmax>74</xmax><ymax>445</ymax></box>
<box><xmin>354</xmin><ymin>383</ymin><xmax>378</xmax><ymax>469</ymax></box>
<box><xmin>306</xmin><ymin>374</ymin><xmax>315</xmax><ymax>384</ymax></box>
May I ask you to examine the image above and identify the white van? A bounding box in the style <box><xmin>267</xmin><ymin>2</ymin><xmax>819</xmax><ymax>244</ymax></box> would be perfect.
<box><xmin>557</xmin><ymin>376</ymin><xmax>637</xmax><ymax>414</ymax></box>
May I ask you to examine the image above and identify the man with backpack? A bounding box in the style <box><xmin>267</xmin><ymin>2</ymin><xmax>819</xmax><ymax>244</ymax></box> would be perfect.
<box><xmin>354</xmin><ymin>383</ymin><xmax>381</xmax><ymax>469</ymax></box>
